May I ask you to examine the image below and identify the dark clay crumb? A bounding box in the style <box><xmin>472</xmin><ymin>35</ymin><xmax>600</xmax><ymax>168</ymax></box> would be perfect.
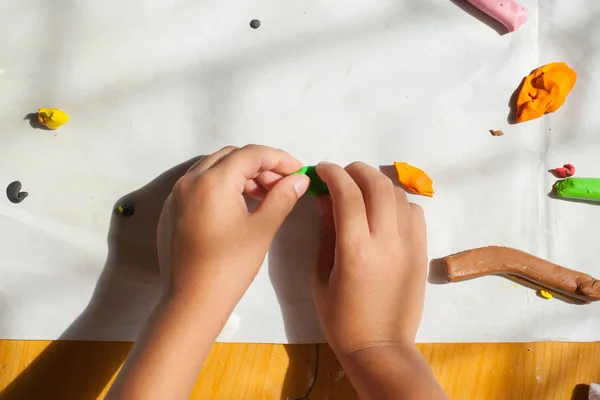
<box><xmin>250</xmin><ymin>19</ymin><xmax>261</xmax><ymax>29</ymax></box>
<box><xmin>6</xmin><ymin>181</ymin><xmax>28</xmax><ymax>204</ymax></box>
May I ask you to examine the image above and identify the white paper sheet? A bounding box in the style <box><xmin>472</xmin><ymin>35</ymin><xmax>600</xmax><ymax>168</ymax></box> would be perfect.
<box><xmin>0</xmin><ymin>0</ymin><xmax>598</xmax><ymax>343</ymax></box>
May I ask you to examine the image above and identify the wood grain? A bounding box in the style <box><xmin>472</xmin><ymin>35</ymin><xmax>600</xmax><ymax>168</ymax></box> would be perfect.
<box><xmin>1</xmin><ymin>340</ymin><xmax>599</xmax><ymax>399</ymax></box>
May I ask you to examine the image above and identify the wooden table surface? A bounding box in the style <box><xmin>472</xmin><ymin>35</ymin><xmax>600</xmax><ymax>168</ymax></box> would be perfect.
<box><xmin>0</xmin><ymin>341</ymin><xmax>598</xmax><ymax>399</ymax></box>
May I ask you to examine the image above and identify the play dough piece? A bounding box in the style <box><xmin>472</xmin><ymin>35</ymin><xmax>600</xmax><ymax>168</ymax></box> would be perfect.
<box><xmin>393</xmin><ymin>162</ymin><xmax>434</xmax><ymax>197</ymax></box>
<box><xmin>444</xmin><ymin>246</ymin><xmax>600</xmax><ymax>303</ymax></box>
<box><xmin>294</xmin><ymin>166</ymin><xmax>329</xmax><ymax>196</ymax></box>
<box><xmin>6</xmin><ymin>181</ymin><xmax>28</xmax><ymax>204</ymax></box>
<box><xmin>38</xmin><ymin>108</ymin><xmax>70</xmax><ymax>130</ymax></box>
<box><xmin>554</xmin><ymin>178</ymin><xmax>600</xmax><ymax>202</ymax></box>
<box><xmin>516</xmin><ymin>63</ymin><xmax>577</xmax><ymax>123</ymax></box>
<box><xmin>466</xmin><ymin>0</ymin><xmax>528</xmax><ymax>32</ymax></box>
<box><xmin>553</xmin><ymin>164</ymin><xmax>575</xmax><ymax>178</ymax></box>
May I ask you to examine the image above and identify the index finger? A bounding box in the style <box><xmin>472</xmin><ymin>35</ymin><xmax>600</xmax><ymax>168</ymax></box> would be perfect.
<box><xmin>209</xmin><ymin>144</ymin><xmax>302</xmax><ymax>192</ymax></box>
<box><xmin>315</xmin><ymin>162</ymin><xmax>369</xmax><ymax>242</ymax></box>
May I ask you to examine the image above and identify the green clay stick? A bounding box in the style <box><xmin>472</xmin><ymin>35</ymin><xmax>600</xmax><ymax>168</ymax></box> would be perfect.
<box><xmin>554</xmin><ymin>178</ymin><xmax>600</xmax><ymax>202</ymax></box>
<box><xmin>294</xmin><ymin>166</ymin><xmax>329</xmax><ymax>196</ymax></box>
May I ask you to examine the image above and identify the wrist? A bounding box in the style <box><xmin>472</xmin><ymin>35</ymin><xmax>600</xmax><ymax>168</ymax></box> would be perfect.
<box><xmin>157</xmin><ymin>293</ymin><xmax>232</xmax><ymax>338</ymax></box>
<box><xmin>334</xmin><ymin>342</ymin><xmax>448</xmax><ymax>400</ymax></box>
<box><xmin>337</xmin><ymin>340</ymin><xmax>418</xmax><ymax>366</ymax></box>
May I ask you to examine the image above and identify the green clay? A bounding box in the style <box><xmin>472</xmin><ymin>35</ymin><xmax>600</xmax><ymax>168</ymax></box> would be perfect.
<box><xmin>554</xmin><ymin>178</ymin><xmax>600</xmax><ymax>202</ymax></box>
<box><xmin>294</xmin><ymin>166</ymin><xmax>329</xmax><ymax>196</ymax></box>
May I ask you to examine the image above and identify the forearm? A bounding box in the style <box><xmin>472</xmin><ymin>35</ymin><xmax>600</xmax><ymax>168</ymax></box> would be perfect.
<box><xmin>107</xmin><ymin>296</ymin><xmax>230</xmax><ymax>400</ymax></box>
<box><xmin>338</xmin><ymin>343</ymin><xmax>448</xmax><ymax>400</ymax></box>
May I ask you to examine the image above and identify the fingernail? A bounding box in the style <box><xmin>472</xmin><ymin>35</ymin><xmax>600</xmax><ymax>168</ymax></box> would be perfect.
<box><xmin>317</xmin><ymin>161</ymin><xmax>332</xmax><ymax>166</ymax></box>
<box><xmin>293</xmin><ymin>174</ymin><xmax>310</xmax><ymax>197</ymax></box>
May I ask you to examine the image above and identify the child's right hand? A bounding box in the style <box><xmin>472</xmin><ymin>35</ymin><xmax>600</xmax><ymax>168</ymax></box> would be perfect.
<box><xmin>311</xmin><ymin>161</ymin><xmax>428</xmax><ymax>357</ymax></box>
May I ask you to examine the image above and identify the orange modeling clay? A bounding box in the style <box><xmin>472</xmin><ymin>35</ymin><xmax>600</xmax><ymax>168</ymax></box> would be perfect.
<box><xmin>516</xmin><ymin>62</ymin><xmax>577</xmax><ymax>123</ymax></box>
<box><xmin>393</xmin><ymin>162</ymin><xmax>434</xmax><ymax>197</ymax></box>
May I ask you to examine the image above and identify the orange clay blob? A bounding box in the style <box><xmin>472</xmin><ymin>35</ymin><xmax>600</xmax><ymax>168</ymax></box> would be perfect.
<box><xmin>393</xmin><ymin>162</ymin><xmax>434</xmax><ymax>197</ymax></box>
<box><xmin>516</xmin><ymin>62</ymin><xmax>577</xmax><ymax>123</ymax></box>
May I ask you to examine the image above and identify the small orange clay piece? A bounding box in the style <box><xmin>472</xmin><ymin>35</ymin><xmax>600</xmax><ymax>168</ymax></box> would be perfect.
<box><xmin>490</xmin><ymin>129</ymin><xmax>504</xmax><ymax>136</ymax></box>
<box><xmin>516</xmin><ymin>62</ymin><xmax>577</xmax><ymax>123</ymax></box>
<box><xmin>393</xmin><ymin>162</ymin><xmax>434</xmax><ymax>197</ymax></box>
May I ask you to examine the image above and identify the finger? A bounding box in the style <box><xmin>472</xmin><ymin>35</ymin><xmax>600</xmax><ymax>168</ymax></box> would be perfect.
<box><xmin>315</xmin><ymin>162</ymin><xmax>369</xmax><ymax>242</ymax></box>
<box><xmin>255</xmin><ymin>170</ymin><xmax>284</xmax><ymax>191</ymax></box>
<box><xmin>211</xmin><ymin>145</ymin><xmax>302</xmax><ymax>192</ymax></box>
<box><xmin>243</xmin><ymin>171</ymin><xmax>286</xmax><ymax>200</ymax></box>
<box><xmin>395</xmin><ymin>187</ymin><xmax>413</xmax><ymax>236</ymax></box>
<box><xmin>344</xmin><ymin>162</ymin><xmax>397</xmax><ymax>236</ymax></box>
<box><xmin>187</xmin><ymin>146</ymin><xmax>239</xmax><ymax>175</ymax></box>
<box><xmin>251</xmin><ymin>174</ymin><xmax>310</xmax><ymax>238</ymax></box>
<box><xmin>244</xmin><ymin>179</ymin><xmax>269</xmax><ymax>200</ymax></box>
<box><xmin>311</xmin><ymin>196</ymin><xmax>336</xmax><ymax>297</ymax></box>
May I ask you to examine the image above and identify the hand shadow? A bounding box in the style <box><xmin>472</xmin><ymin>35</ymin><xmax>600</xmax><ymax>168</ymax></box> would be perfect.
<box><xmin>0</xmin><ymin>156</ymin><xmax>202</xmax><ymax>400</ymax></box>
<box><xmin>268</xmin><ymin>195</ymin><xmax>323</xmax><ymax>343</ymax></box>
<box><xmin>269</xmin><ymin>196</ymin><xmax>358</xmax><ymax>399</ymax></box>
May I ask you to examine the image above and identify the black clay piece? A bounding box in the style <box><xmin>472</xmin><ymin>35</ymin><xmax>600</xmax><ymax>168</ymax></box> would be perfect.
<box><xmin>6</xmin><ymin>181</ymin><xmax>28</xmax><ymax>204</ymax></box>
<box><xmin>116</xmin><ymin>204</ymin><xmax>135</xmax><ymax>217</ymax></box>
<box><xmin>250</xmin><ymin>19</ymin><xmax>261</xmax><ymax>29</ymax></box>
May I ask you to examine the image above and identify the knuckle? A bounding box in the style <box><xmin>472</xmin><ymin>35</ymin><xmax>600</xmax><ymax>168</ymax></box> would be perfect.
<box><xmin>410</xmin><ymin>202</ymin><xmax>424</xmax><ymax>214</ymax></box>
<box><xmin>172</xmin><ymin>176</ymin><xmax>189</xmax><ymax>198</ymax></box>
<box><xmin>270</xmin><ymin>187</ymin><xmax>295</xmax><ymax>209</ymax></box>
<box><xmin>371</xmin><ymin>175</ymin><xmax>394</xmax><ymax>194</ymax></box>
<box><xmin>345</xmin><ymin>161</ymin><xmax>367</xmax><ymax>172</ymax></box>
<box><xmin>197</xmin><ymin>171</ymin><xmax>220</xmax><ymax>190</ymax></box>
<box><xmin>241</xmin><ymin>144</ymin><xmax>261</xmax><ymax>152</ymax></box>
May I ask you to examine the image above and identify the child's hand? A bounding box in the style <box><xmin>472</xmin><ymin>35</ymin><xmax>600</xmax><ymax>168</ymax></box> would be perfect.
<box><xmin>311</xmin><ymin>161</ymin><xmax>427</xmax><ymax>357</ymax></box>
<box><xmin>157</xmin><ymin>145</ymin><xmax>310</xmax><ymax>311</ymax></box>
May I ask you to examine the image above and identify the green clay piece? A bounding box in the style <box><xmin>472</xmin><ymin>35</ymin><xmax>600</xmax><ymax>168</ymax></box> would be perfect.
<box><xmin>554</xmin><ymin>178</ymin><xmax>600</xmax><ymax>202</ymax></box>
<box><xmin>294</xmin><ymin>166</ymin><xmax>329</xmax><ymax>196</ymax></box>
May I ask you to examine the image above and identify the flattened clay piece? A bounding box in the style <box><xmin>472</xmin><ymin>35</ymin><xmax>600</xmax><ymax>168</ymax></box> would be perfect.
<box><xmin>554</xmin><ymin>178</ymin><xmax>600</xmax><ymax>202</ymax></box>
<box><xmin>466</xmin><ymin>0</ymin><xmax>528</xmax><ymax>32</ymax></box>
<box><xmin>394</xmin><ymin>162</ymin><xmax>434</xmax><ymax>197</ymax></box>
<box><xmin>489</xmin><ymin>129</ymin><xmax>504</xmax><ymax>136</ymax></box>
<box><xmin>6</xmin><ymin>181</ymin><xmax>28</xmax><ymax>204</ymax></box>
<box><xmin>293</xmin><ymin>166</ymin><xmax>329</xmax><ymax>196</ymax></box>
<box><xmin>444</xmin><ymin>246</ymin><xmax>600</xmax><ymax>303</ymax></box>
<box><xmin>516</xmin><ymin>62</ymin><xmax>577</xmax><ymax>123</ymax></box>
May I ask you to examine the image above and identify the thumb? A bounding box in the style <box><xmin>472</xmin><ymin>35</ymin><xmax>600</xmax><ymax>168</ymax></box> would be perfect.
<box><xmin>252</xmin><ymin>173</ymin><xmax>310</xmax><ymax>237</ymax></box>
<box><xmin>311</xmin><ymin>195</ymin><xmax>336</xmax><ymax>293</ymax></box>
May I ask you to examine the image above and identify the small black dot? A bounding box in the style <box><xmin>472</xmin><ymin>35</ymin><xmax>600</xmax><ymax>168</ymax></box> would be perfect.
<box><xmin>250</xmin><ymin>19</ymin><xmax>261</xmax><ymax>29</ymax></box>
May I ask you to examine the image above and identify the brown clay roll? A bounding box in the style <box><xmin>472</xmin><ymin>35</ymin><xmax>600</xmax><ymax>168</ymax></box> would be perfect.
<box><xmin>444</xmin><ymin>246</ymin><xmax>600</xmax><ymax>303</ymax></box>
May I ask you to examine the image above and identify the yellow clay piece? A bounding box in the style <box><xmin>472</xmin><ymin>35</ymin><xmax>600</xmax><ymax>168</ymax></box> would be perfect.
<box><xmin>539</xmin><ymin>290</ymin><xmax>553</xmax><ymax>300</ymax></box>
<box><xmin>38</xmin><ymin>108</ymin><xmax>70</xmax><ymax>130</ymax></box>
<box><xmin>393</xmin><ymin>162</ymin><xmax>434</xmax><ymax>197</ymax></box>
<box><xmin>516</xmin><ymin>62</ymin><xmax>577</xmax><ymax>123</ymax></box>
